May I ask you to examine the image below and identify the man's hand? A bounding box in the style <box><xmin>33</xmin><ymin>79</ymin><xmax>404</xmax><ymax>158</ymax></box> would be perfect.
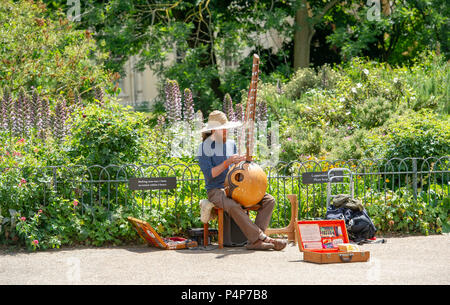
<box><xmin>225</xmin><ymin>154</ymin><xmax>246</xmax><ymax>167</ymax></box>
<box><xmin>212</xmin><ymin>155</ymin><xmax>246</xmax><ymax>178</ymax></box>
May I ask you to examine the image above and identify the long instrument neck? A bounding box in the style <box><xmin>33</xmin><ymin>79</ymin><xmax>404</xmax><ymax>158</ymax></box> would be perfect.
<box><xmin>243</xmin><ymin>54</ymin><xmax>260</xmax><ymax>162</ymax></box>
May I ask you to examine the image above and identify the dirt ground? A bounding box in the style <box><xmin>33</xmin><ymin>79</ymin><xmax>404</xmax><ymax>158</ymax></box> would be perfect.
<box><xmin>0</xmin><ymin>233</ymin><xmax>449</xmax><ymax>285</ymax></box>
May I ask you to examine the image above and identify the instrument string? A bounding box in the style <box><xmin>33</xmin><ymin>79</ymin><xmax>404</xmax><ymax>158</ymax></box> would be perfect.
<box><xmin>240</xmin><ymin>54</ymin><xmax>260</xmax><ymax>162</ymax></box>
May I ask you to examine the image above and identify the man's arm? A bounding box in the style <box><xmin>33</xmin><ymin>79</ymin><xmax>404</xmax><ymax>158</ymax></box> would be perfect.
<box><xmin>211</xmin><ymin>159</ymin><xmax>230</xmax><ymax>178</ymax></box>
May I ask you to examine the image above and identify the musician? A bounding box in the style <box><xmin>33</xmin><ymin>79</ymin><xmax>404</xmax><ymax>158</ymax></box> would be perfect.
<box><xmin>197</xmin><ymin>110</ymin><xmax>287</xmax><ymax>251</ymax></box>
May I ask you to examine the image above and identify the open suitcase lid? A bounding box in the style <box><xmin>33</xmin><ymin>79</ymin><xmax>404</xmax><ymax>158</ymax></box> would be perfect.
<box><xmin>296</xmin><ymin>219</ymin><xmax>350</xmax><ymax>253</ymax></box>
<box><xmin>127</xmin><ymin>217</ymin><xmax>197</xmax><ymax>250</ymax></box>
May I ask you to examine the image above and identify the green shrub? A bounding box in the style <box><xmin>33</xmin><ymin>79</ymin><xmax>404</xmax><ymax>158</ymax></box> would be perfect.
<box><xmin>405</xmin><ymin>51</ymin><xmax>450</xmax><ymax>114</ymax></box>
<box><xmin>68</xmin><ymin>101</ymin><xmax>144</xmax><ymax>166</ymax></box>
<box><xmin>9</xmin><ymin>194</ymin><xmax>142</xmax><ymax>251</ymax></box>
<box><xmin>365</xmin><ymin>188</ymin><xmax>449</xmax><ymax>235</ymax></box>
<box><xmin>328</xmin><ymin>110</ymin><xmax>449</xmax><ymax>161</ymax></box>
<box><xmin>355</xmin><ymin>96</ymin><xmax>394</xmax><ymax>129</ymax></box>
<box><xmin>282</xmin><ymin>65</ymin><xmax>341</xmax><ymax>102</ymax></box>
<box><xmin>375</xmin><ymin>110</ymin><xmax>450</xmax><ymax>160</ymax></box>
<box><xmin>327</xmin><ymin>129</ymin><xmax>369</xmax><ymax>161</ymax></box>
<box><xmin>283</xmin><ymin>68</ymin><xmax>321</xmax><ymax>100</ymax></box>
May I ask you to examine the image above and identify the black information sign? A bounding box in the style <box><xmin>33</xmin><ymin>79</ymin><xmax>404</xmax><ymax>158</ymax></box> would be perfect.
<box><xmin>301</xmin><ymin>170</ymin><xmax>343</xmax><ymax>184</ymax></box>
<box><xmin>128</xmin><ymin>177</ymin><xmax>177</xmax><ymax>190</ymax></box>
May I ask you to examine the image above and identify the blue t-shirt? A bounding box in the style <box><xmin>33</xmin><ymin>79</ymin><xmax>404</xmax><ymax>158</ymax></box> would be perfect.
<box><xmin>197</xmin><ymin>137</ymin><xmax>237</xmax><ymax>191</ymax></box>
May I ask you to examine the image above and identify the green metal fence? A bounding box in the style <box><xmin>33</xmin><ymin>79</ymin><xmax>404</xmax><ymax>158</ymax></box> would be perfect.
<box><xmin>1</xmin><ymin>156</ymin><xmax>448</xmax><ymax>226</ymax></box>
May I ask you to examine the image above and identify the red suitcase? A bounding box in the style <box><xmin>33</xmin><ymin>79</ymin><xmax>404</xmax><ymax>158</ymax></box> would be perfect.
<box><xmin>296</xmin><ymin>219</ymin><xmax>370</xmax><ymax>264</ymax></box>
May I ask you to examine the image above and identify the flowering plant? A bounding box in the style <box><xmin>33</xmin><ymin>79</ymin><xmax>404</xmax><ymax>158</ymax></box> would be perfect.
<box><xmin>15</xmin><ymin>209</ymin><xmax>43</xmax><ymax>251</ymax></box>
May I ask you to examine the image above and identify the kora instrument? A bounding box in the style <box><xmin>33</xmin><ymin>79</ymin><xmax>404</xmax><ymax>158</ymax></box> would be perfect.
<box><xmin>224</xmin><ymin>54</ymin><xmax>268</xmax><ymax>208</ymax></box>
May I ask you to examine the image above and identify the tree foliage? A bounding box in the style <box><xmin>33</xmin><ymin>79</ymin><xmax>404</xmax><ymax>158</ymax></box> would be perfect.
<box><xmin>0</xmin><ymin>0</ymin><xmax>114</xmax><ymax>101</ymax></box>
<box><xmin>327</xmin><ymin>0</ymin><xmax>449</xmax><ymax>65</ymax></box>
<box><xmin>41</xmin><ymin>0</ymin><xmax>449</xmax><ymax>114</ymax></box>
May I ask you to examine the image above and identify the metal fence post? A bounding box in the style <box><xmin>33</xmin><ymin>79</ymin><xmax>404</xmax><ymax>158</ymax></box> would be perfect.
<box><xmin>412</xmin><ymin>158</ymin><xmax>418</xmax><ymax>201</ymax></box>
<box><xmin>52</xmin><ymin>166</ymin><xmax>57</xmax><ymax>192</ymax></box>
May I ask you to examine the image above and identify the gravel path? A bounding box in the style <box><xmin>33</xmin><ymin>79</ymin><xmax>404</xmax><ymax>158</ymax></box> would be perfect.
<box><xmin>1</xmin><ymin>234</ymin><xmax>449</xmax><ymax>285</ymax></box>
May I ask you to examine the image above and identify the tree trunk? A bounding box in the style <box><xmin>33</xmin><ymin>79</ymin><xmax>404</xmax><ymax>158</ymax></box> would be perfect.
<box><xmin>186</xmin><ymin>16</ymin><xmax>224</xmax><ymax>102</ymax></box>
<box><xmin>381</xmin><ymin>0</ymin><xmax>391</xmax><ymax>16</ymax></box>
<box><xmin>294</xmin><ymin>4</ymin><xmax>315</xmax><ymax>69</ymax></box>
<box><xmin>293</xmin><ymin>0</ymin><xmax>339</xmax><ymax>70</ymax></box>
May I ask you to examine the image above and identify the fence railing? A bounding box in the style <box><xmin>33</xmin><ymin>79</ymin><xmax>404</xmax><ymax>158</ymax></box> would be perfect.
<box><xmin>1</xmin><ymin>156</ymin><xmax>448</xmax><ymax>227</ymax></box>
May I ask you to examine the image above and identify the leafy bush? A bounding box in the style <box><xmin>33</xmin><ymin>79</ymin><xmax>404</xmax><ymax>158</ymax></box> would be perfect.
<box><xmin>328</xmin><ymin>110</ymin><xmax>449</xmax><ymax>162</ymax></box>
<box><xmin>327</xmin><ymin>129</ymin><xmax>369</xmax><ymax>161</ymax></box>
<box><xmin>7</xmin><ymin>193</ymin><xmax>141</xmax><ymax>251</ymax></box>
<box><xmin>0</xmin><ymin>0</ymin><xmax>114</xmax><ymax>101</ymax></box>
<box><xmin>282</xmin><ymin>68</ymin><xmax>321</xmax><ymax>100</ymax></box>
<box><xmin>373</xmin><ymin>110</ymin><xmax>450</xmax><ymax>160</ymax></box>
<box><xmin>366</xmin><ymin>188</ymin><xmax>449</xmax><ymax>235</ymax></box>
<box><xmin>0</xmin><ymin>92</ymin><xmax>182</xmax><ymax>250</ymax></box>
<box><xmin>281</xmin><ymin>64</ymin><xmax>340</xmax><ymax>102</ymax></box>
<box><xmin>405</xmin><ymin>51</ymin><xmax>450</xmax><ymax>114</ymax></box>
<box><xmin>355</xmin><ymin>96</ymin><xmax>394</xmax><ymax>129</ymax></box>
<box><xmin>68</xmin><ymin>101</ymin><xmax>144</xmax><ymax>166</ymax></box>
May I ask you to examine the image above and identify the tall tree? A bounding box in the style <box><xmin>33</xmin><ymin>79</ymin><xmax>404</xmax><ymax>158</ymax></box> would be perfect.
<box><xmin>293</xmin><ymin>0</ymin><xmax>339</xmax><ymax>69</ymax></box>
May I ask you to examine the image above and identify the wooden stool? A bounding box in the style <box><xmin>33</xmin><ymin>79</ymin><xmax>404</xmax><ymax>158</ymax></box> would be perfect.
<box><xmin>203</xmin><ymin>205</ymin><xmax>260</xmax><ymax>249</ymax></box>
<box><xmin>202</xmin><ymin>194</ymin><xmax>298</xmax><ymax>249</ymax></box>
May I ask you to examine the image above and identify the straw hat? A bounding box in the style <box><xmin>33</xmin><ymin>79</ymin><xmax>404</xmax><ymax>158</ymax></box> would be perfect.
<box><xmin>200</xmin><ymin>110</ymin><xmax>242</xmax><ymax>132</ymax></box>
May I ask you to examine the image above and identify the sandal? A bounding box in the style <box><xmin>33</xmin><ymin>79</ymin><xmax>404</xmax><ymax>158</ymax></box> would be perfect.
<box><xmin>262</xmin><ymin>236</ymin><xmax>287</xmax><ymax>251</ymax></box>
<box><xmin>246</xmin><ymin>239</ymin><xmax>274</xmax><ymax>250</ymax></box>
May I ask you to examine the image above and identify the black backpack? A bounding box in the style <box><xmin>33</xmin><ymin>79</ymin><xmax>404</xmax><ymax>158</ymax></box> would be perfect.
<box><xmin>326</xmin><ymin>205</ymin><xmax>377</xmax><ymax>243</ymax></box>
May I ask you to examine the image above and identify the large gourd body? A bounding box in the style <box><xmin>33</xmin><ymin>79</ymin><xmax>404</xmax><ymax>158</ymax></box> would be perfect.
<box><xmin>224</xmin><ymin>161</ymin><xmax>268</xmax><ymax>208</ymax></box>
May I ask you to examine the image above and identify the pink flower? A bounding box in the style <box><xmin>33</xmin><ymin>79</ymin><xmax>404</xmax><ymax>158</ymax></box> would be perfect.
<box><xmin>38</xmin><ymin>209</ymin><xmax>43</xmax><ymax>214</ymax></box>
<box><xmin>287</xmin><ymin>137</ymin><xmax>292</xmax><ymax>141</ymax></box>
<box><xmin>16</xmin><ymin>138</ymin><xmax>25</xmax><ymax>145</ymax></box>
<box><xmin>32</xmin><ymin>240</ymin><xmax>39</xmax><ymax>245</ymax></box>
<box><xmin>73</xmin><ymin>199</ymin><xmax>79</xmax><ymax>207</ymax></box>
<box><xmin>20</xmin><ymin>217</ymin><xmax>26</xmax><ymax>221</ymax></box>
<box><xmin>19</xmin><ymin>178</ymin><xmax>27</xmax><ymax>187</ymax></box>
<box><xmin>13</xmin><ymin>151</ymin><xmax>22</xmax><ymax>157</ymax></box>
